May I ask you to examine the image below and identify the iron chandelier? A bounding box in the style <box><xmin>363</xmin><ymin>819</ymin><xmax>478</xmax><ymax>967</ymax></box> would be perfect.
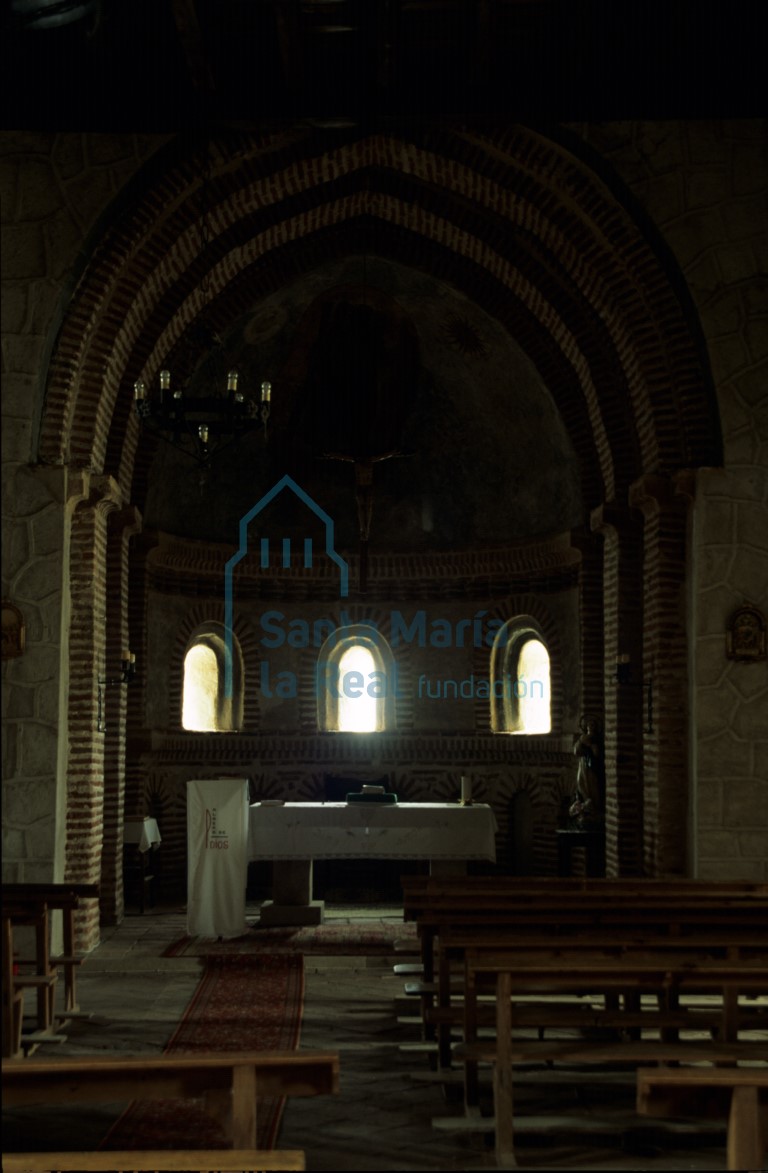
<box><xmin>134</xmin><ymin>369</ymin><xmax>271</xmax><ymax>469</ymax></box>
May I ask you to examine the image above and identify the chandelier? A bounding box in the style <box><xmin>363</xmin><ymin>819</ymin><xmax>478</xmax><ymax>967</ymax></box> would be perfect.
<box><xmin>134</xmin><ymin>369</ymin><xmax>272</xmax><ymax>469</ymax></box>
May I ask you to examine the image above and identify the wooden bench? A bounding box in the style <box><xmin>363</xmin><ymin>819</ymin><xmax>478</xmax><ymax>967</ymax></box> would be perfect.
<box><xmin>419</xmin><ymin>928</ymin><xmax>767</xmax><ymax>1064</ymax></box>
<box><xmin>2</xmin><ymin>1050</ymin><xmax>339</xmax><ymax>1151</ymax></box>
<box><xmin>637</xmin><ymin>1066</ymin><xmax>768</xmax><ymax>1172</ymax></box>
<box><xmin>2</xmin><ymin>1151</ymin><xmax>306</xmax><ymax>1172</ymax></box>
<box><xmin>3</xmin><ymin>883</ymin><xmax>100</xmax><ymax>1015</ymax></box>
<box><xmin>2</xmin><ymin>911</ymin><xmax>25</xmax><ymax>1060</ymax></box>
<box><xmin>397</xmin><ymin>878</ymin><xmax>768</xmax><ymax>1161</ymax></box>
<box><xmin>3</xmin><ymin>883</ymin><xmax>101</xmax><ymax>1058</ymax></box>
<box><xmin>410</xmin><ymin>908</ymin><xmax>767</xmax><ymax>1062</ymax></box>
<box><xmin>399</xmin><ymin>877</ymin><xmax>768</xmax><ymax>1039</ymax></box>
<box><xmin>3</xmin><ymin>901</ymin><xmax>58</xmax><ymax>1054</ymax></box>
<box><xmin>455</xmin><ymin>952</ymin><xmax>768</xmax><ymax>1166</ymax></box>
<box><xmin>401</xmin><ymin>876</ymin><xmax>768</xmax><ymax>972</ymax></box>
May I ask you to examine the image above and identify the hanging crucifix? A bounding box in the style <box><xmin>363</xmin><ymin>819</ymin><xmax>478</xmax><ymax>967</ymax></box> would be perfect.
<box><xmin>321</xmin><ymin>450</ymin><xmax>410</xmax><ymax>593</ymax></box>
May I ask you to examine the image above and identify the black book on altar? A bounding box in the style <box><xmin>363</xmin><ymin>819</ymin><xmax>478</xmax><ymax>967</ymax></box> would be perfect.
<box><xmin>346</xmin><ymin>784</ymin><xmax>398</xmax><ymax>804</ymax></box>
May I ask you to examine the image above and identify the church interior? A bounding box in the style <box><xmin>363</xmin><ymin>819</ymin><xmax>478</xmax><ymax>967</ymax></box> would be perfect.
<box><xmin>2</xmin><ymin>1</ymin><xmax>767</xmax><ymax>1169</ymax></box>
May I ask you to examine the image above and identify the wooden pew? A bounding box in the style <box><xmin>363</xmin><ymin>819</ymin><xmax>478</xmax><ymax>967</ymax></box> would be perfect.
<box><xmin>637</xmin><ymin>1066</ymin><xmax>768</xmax><ymax>1172</ymax></box>
<box><xmin>398</xmin><ymin>878</ymin><xmax>768</xmax><ymax>1161</ymax></box>
<box><xmin>3</xmin><ymin>883</ymin><xmax>100</xmax><ymax>1015</ymax></box>
<box><xmin>2</xmin><ymin>900</ymin><xmax>58</xmax><ymax>1054</ymax></box>
<box><xmin>2</xmin><ymin>911</ymin><xmax>24</xmax><ymax>1059</ymax></box>
<box><xmin>455</xmin><ymin>951</ymin><xmax>768</xmax><ymax>1167</ymax></box>
<box><xmin>426</xmin><ymin>925</ymin><xmax>767</xmax><ymax>1069</ymax></box>
<box><xmin>3</xmin><ymin>1151</ymin><xmax>307</xmax><ymax>1172</ymax></box>
<box><xmin>399</xmin><ymin>877</ymin><xmax>768</xmax><ymax>1035</ymax></box>
<box><xmin>410</xmin><ymin>906</ymin><xmax>767</xmax><ymax>1059</ymax></box>
<box><xmin>401</xmin><ymin>876</ymin><xmax>768</xmax><ymax>969</ymax></box>
<box><xmin>3</xmin><ymin>1050</ymin><xmax>339</xmax><ymax>1150</ymax></box>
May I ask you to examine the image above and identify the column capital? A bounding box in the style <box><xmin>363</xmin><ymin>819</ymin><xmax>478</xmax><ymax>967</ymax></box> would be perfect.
<box><xmin>108</xmin><ymin>504</ymin><xmax>143</xmax><ymax>540</ymax></box>
<box><xmin>570</xmin><ymin>523</ymin><xmax>602</xmax><ymax>555</ymax></box>
<box><xmin>628</xmin><ymin>472</ymin><xmax>694</xmax><ymax>516</ymax></box>
<box><xmin>589</xmin><ymin>501</ymin><xmax>642</xmax><ymax>539</ymax></box>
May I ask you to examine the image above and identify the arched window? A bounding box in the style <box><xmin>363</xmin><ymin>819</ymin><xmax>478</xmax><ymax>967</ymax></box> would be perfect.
<box><xmin>317</xmin><ymin>624</ymin><xmax>396</xmax><ymax>732</ymax></box>
<box><xmin>490</xmin><ymin>618</ymin><xmax>551</xmax><ymax>734</ymax></box>
<box><xmin>181</xmin><ymin>624</ymin><xmax>243</xmax><ymax>732</ymax></box>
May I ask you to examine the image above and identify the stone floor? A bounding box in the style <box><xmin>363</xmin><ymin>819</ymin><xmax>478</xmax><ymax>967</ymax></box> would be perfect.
<box><xmin>3</xmin><ymin>900</ymin><xmax>747</xmax><ymax>1171</ymax></box>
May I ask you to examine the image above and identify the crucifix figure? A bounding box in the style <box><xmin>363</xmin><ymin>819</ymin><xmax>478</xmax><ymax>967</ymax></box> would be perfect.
<box><xmin>322</xmin><ymin>450</ymin><xmax>409</xmax><ymax>592</ymax></box>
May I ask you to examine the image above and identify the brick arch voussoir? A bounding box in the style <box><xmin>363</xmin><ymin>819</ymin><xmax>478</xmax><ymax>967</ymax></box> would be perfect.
<box><xmin>45</xmin><ymin>127</ymin><xmax>712</xmax><ymax>505</ymax></box>
<box><xmin>125</xmin><ymin>217</ymin><xmax>609</xmax><ymax>513</ymax></box>
<box><xmin>168</xmin><ymin>603</ymin><xmax>260</xmax><ymax>732</ymax></box>
<box><xmin>419</xmin><ymin>125</ymin><xmax>715</xmax><ymax>459</ymax></box>
<box><xmin>472</xmin><ymin>596</ymin><xmax>565</xmax><ymax>735</ymax></box>
<box><xmin>49</xmin><ymin>148</ymin><xmax>611</xmax><ymax>477</ymax></box>
<box><xmin>144</xmin><ymin>174</ymin><xmax>641</xmax><ymax>488</ymax></box>
<box><xmin>296</xmin><ymin>603</ymin><xmax>414</xmax><ymax>733</ymax></box>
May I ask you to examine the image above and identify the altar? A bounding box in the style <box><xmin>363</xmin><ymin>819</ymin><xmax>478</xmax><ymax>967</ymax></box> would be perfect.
<box><xmin>249</xmin><ymin>801</ymin><xmax>498</xmax><ymax>925</ymax></box>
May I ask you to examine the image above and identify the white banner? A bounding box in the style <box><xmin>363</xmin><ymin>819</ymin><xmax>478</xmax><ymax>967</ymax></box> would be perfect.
<box><xmin>187</xmin><ymin>778</ymin><xmax>249</xmax><ymax>939</ymax></box>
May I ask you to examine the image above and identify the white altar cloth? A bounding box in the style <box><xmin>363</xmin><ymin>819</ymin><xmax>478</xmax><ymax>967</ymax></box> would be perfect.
<box><xmin>248</xmin><ymin>802</ymin><xmax>497</xmax><ymax>863</ymax></box>
<box><xmin>123</xmin><ymin>816</ymin><xmax>162</xmax><ymax>853</ymax></box>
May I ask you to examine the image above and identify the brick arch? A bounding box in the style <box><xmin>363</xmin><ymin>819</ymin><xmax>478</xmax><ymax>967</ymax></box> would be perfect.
<box><xmin>295</xmin><ymin>603</ymin><xmax>415</xmax><ymax>732</ymax></box>
<box><xmin>167</xmin><ymin>603</ymin><xmax>260</xmax><ymax>732</ymax></box>
<box><xmin>40</xmin><ymin>125</ymin><xmax>718</xmax><ymax>519</ymax></box>
<box><xmin>471</xmin><ymin>596</ymin><xmax>566</xmax><ymax>735</ymax></box>
<box><xmin>125</xmin><ymin>221</ymin><xmax>610</xmax><ymax>515</ymax></box>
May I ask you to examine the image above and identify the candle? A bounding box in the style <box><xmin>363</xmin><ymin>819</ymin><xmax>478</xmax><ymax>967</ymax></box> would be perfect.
<box><xmin>461</xmin><ymin>776</ymin><xmax>472</xmax><ymax>803</ymax></box>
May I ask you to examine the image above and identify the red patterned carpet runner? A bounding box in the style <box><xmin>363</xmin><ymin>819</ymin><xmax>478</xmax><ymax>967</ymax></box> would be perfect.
<box><xmin>100</xmin><ymin>953</ymin><xmax>304</xmax><ymax>1152</ymax></box>
<box><xmin>164</xmin><ymin>920</ymin><xmax>418</xmax><ymax>958</ymax></box>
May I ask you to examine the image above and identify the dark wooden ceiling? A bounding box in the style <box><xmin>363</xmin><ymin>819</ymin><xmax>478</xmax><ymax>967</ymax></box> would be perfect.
<box><xmin>2</xmin><ymin>0</ymin><xmax>765</xmax><ymax>132</ymax></box>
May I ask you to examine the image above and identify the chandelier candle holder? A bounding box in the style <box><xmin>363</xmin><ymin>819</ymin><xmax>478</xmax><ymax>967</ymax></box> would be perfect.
<box><xmin>134</xmin><ymin>369</ymin><xmax>272</xmax><ymax>468</ymax></box>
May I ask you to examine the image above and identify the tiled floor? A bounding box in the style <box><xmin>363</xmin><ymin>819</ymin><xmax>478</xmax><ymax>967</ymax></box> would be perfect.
<box><xmin>4</xmin><ymin>902</ymin><xmax>744</xmax><ymax>1171</ymax></box>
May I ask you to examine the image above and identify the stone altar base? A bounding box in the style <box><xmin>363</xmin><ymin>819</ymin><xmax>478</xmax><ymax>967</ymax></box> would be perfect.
<box><xmin>259</xmin><ymin>899</ymin><xmax>325</xmax><ymax>926</ymax></box>
<box><xmin>259</xmin><ymin>859</ymin><xmax>325</xmax><ymax>925</ymax></box>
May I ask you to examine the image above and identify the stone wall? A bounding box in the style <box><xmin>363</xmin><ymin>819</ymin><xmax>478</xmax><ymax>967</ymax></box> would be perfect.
<box><xmin>137</xmin><ymin>734</ymin><xmax>575</xmax><ymax>896</ymax></box>
<box><xmin>2</xmin><ymin>122</ymin><xmax>766</xmax><ymax>948</ymax></box>
<box><xmin>1</xmin><ymin>134</ymin><xmax>168</xmax><ymax>903</ymax></box>
<box><xmin>127</xmin><ymin>533</ymin><xmax>581</xmax><ymax>891</ymax></box>
<box><xmin>570</xmin><ymin>120</ymin><xmax>768</xmax><ymax>879</ymax></box>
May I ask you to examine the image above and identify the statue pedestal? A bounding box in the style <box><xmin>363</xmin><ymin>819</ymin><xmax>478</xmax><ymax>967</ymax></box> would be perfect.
<box><xmin>555</xmin><ymin>828</ymin><xmax>605</xmax><ymax>877</ymax></box>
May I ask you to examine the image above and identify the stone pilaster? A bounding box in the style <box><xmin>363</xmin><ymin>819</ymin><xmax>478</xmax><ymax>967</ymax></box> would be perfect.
<box><xmin>1</xmin><ymin>466</ymin><xmax>89</xmax><ymax>903</ymax></box>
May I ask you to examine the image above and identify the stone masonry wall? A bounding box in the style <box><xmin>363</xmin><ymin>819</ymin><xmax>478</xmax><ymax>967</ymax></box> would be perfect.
<box><xmin>573</xmin><ymin>120</ymin><xmax>768</xmax><ymax>879</ymax></box>
<box><xmin>2</xmin><ymin>123</ymin><xmax>765</xmax><ymax>934</ymax></box>
<box><xmin>1</xmin><ymin>134</ymin><xmax>168</xmax><ymax>905</ymax></box>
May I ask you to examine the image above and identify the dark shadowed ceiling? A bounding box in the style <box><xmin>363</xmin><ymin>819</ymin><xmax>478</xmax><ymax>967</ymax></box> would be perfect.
<box><xmin>7</xmin><ymin>0</ymin><xmax>760</xmax><ymax>566</ymax></box>
<box><xmin>2</xmin><ymin>0</ymin><xmax>765</xmax><ymax>133</ymax></box>
<box><xmin>143</xmin><ymin>256</ymin><xmax>582</xmax><ymax>549</ymax></box>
